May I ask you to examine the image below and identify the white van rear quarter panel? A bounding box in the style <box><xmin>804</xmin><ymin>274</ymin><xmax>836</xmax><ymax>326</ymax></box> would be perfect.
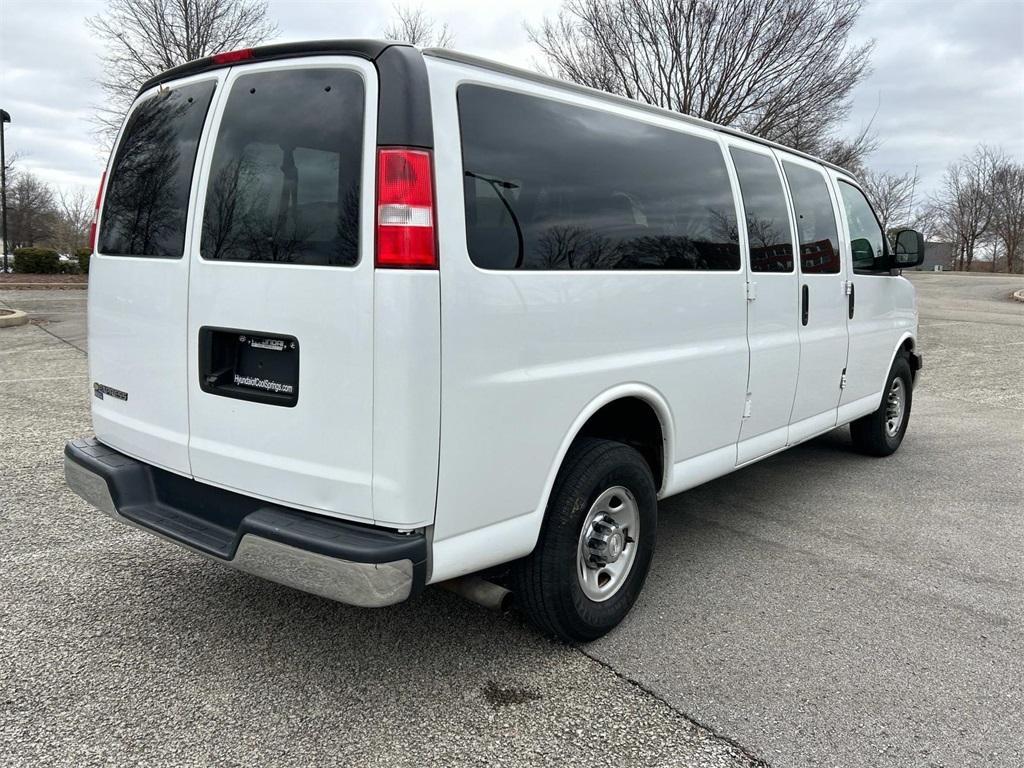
<box><xmin>371</xmin><ymin>270</ymin><xmax>441</xmax><ymax>529</ymax></box>
<box><xmin>427</xmin><ymin>59</ymin><xmax>748</xmax><ymax>554</ymax></box>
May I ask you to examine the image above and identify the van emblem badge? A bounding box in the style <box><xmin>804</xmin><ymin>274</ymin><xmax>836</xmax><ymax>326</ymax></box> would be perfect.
<box><xmin>93</xmin><ymin>382</ymin><xmax>129</xmax><ymax>402</ymax></box>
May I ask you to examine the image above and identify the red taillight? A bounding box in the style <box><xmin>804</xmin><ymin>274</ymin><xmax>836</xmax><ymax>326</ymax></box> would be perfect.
<box><xmin>212</xmin><ymin>48</ymin><xmax>255</xmax><ymax>65</ymax></box>
<box><xmin>375</xmin><ymin>148</ymin><xmax>437</xmax><ymax>269</ymax></box>
<box><xmin>88</xmin><ymin>171</ymin><xmax>106</xmax><ymax>254</ymax></box>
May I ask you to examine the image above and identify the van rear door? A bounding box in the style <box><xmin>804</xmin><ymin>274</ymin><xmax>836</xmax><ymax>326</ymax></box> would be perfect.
<box><xmin>186</xmin><ymin>57</ymin><xmax>377</xmax><ymax>522</ymax></box>
<box><xmin>90</xmin><ymin>72</ymin><xmax>224</xmax><ymax>475</ymax></box>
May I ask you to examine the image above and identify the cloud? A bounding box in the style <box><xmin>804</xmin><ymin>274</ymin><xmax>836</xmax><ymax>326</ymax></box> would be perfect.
<box><xmin>1</xmin><ymin>0</ymin><xmax>1021</xmax><ymax>203</ymax></box>
<box><xmin>0</xmin><ymin>0</ymin><xmax>106</xmax><ymax>192</ymax></box>
<box><xmin>844</xmin><ymin>0</ymin><xmax>1024</xmax><ymax>196</ymax></box>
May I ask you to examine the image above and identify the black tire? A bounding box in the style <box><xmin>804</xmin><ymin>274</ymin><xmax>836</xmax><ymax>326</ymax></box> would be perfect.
<box><xmin>513</xmin><ymin>438</ymin><xmax>657</xmax><ymax>643</ymax></box>
<box><xmin>850</xmin><ymin>354</ymin><xmax>914</xmax><ymax>457</ymax></box>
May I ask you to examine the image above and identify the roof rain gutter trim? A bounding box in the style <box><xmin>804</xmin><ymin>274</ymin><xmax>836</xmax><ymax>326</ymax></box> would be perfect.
<box><xmin>421</xmin><ymin>47</ymin><xmax>851</xmax><ymax>176</ymax></box>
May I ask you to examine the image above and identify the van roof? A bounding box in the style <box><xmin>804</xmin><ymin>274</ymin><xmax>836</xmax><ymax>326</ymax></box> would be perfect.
<box><xmin>136</xmin><ymin>38</ymin><xmax>850</xmax><ymax>176</ymax></box>
<box><xmin>422</xmin><ymin>47</ymin><xmax>852</xmax><ymax>176</ymax></box>
<box><xmin>137</xmin><ymin>39</ymin><xmax>409</xmax><ymax>93</ymax></box>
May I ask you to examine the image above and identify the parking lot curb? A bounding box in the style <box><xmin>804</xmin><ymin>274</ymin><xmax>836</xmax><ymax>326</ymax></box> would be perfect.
<box><xmin>0</xmin><ymin>282</ymin><xmax>88</xmax><ymax>290</ymax></box>
<box><xmin>0</xmin><ymin>308</ymin><xmax>29</xmax><ymax>327</ymax></box>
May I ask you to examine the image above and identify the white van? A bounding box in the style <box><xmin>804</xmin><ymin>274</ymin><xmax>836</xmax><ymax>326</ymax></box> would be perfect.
<box><xmin>65</xmin><ymin>41</ymin><xmax>924</xmax><ymax>642</ymax></box>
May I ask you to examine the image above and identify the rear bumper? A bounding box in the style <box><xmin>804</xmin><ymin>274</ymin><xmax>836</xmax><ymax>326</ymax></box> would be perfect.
<box><xmin>64</xmin><ymin>437</ymin><xmax>426</xmax><ymax>607</ymax></box>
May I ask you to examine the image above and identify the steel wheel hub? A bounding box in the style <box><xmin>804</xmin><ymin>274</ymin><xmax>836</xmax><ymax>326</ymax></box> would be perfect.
<box><xmin>577</xmin><ymin>486</ymin><xmax>639</xmax><ymax>602</ymax></box>
<box><xmin>885</xmin><ymin>377</ymin><xmax>906</xmax><ymax>437</ymax></box>
<box><xmin>585</xmin><ymin>515</ymin><xmax>625</xmax><ymax>566</ymax></box>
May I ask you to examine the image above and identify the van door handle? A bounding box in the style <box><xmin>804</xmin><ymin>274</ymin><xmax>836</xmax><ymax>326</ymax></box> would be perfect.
<box><xmin>801</xmin><ymin>284</ymin><xmax>809</xmax><ymax>326</ymax></box>
<box><xmin>848</xmin><ymin>282</ymin><xmax>855</xmax><ymax>319</ymax></box>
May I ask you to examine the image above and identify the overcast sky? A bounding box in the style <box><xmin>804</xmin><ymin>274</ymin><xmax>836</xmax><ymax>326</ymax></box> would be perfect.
<box><xmin>1</xmin><ymin>0</ymin><xmax>1021</xmax><ymax>204</ymax></box>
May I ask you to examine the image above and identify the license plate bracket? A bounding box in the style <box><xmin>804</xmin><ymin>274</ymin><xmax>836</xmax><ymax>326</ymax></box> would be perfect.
<box><xmin>199</xmin><ymin>326</ymin><xmax>299</xmax><ymax>407</ymax></box>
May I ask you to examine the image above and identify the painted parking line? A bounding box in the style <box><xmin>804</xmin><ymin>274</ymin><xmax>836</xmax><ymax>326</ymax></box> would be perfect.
<box><xmin>0</xmin><ymin>374</ymin><xmax>88</xmax><ymax>384</ymax></box>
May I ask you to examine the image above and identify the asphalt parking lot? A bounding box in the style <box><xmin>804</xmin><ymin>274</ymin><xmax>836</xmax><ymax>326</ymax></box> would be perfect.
<box><xmin>2</xmin><ymin>272</ymin><xmax>1022</xmax><ymax>767</ymax></box>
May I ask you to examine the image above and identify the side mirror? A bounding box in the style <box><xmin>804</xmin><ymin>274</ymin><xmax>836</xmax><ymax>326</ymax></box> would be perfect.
<box><xmin>893</xmin><ymin>229</ymin><xmax>925</xmax><ymax>269</ymax></box>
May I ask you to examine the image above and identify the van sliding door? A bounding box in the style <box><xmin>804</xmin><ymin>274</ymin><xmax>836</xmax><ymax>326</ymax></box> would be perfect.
<box><xmin>727</xmin><ymin>141</ymin><xmax>801</xmax><ymax>464</ymax></box>
<box><xmin>779</xmin><ymin>155</ymin><xmax>851</xmax><ymax>443</ymax></box>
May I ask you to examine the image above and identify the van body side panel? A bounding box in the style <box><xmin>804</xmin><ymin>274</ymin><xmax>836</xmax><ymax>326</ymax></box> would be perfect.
<box><xmin>89</xmin><ymin>72</ymin><xmax>226</xmax><ymax>476</ymax></box>
<box><xmin>427</xmin><ymin>59</ymin><xmax>748</xmax><ymax>557</ymax></box>
<box><xmin>185</xmin><ymin>57</ymin><xmax>379</xmax><ymax>523</ymax></box>
<box><xmin>371</xmin><ymin>271</ymin><xmax>441</xmax><ymax>529</ymax></box>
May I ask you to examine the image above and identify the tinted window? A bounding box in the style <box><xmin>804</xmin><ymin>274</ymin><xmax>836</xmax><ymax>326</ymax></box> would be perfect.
<box><xmin>839</xmin><ymin>181</ymin><xmax>886</xmax><ymax>271</ymax></box>
<box><xmin>99</xmin><ymin>81</ymin><xmax>215</xmax><ymax>258</ymax></box>
<box><xmin>201</xmin><ymin>69</ymin><xmax>363</xmax><ymax>266</ymax></box>
<box><xmin>459</xmin><ymin>85</ymin><xmax>739</xmax><ymax>271</ymax></box>
<box><xmin>782</xmin><ymin>161</ymin><xmax>840</xmax><ymax>274</ymax></box>
<box><xmin>730</xmin><ymin>149</ymin><xmax>794</xmax><ymax>272</ymax></box>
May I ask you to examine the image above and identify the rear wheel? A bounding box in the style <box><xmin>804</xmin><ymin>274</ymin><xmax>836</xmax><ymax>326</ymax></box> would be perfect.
<box><xmin>850</xmin><ymin>354</ymin><xmax>914</xmax><ymax>456</ymax></box>
<box><xmin>514</xmin><ymin>438</ymin><xmax>657</xmax><ymax>643</ymax></box>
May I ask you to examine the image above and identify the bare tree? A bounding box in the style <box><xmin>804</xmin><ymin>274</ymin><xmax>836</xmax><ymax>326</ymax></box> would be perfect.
<box><xmin>990</xmin><ymin>161</ymin><xmax>1024</xmax><ymax>274</ymax></box>
<box><xmin>861</xmin><ymin>168</ymin><xmax>918</xmax><ymax>234</ymax></box>
<box><xmin>817</xmin><ymin>123</ymin><xmax>878</xmax><ymax>177</ymax></box>
<box><xmin>2</xmin><ymin>150</ymin><xmax>18</xmax><ymax>189</ymax></box>
<box><xmin>87</xmin><ymin>0</ymin><xmax>278</xmax><ymax>140</ymax></box>
<box><xmin>1</xmin><ymin>152</ymin><xmax>20</xmax><ymax>257</ymax></box>
<box><xmin>930</xmin><ymin>145</ymin><xmax>1001</xmax><ymax>271</ymax></box>
<box><xmin>529</xmin><ymin>0</ymin><xmax>875</xmax><ymax>169</ymax></box>
<box><xmin>53</xmin><ymin>187</ymin><xmax>94</xmax><ymax>255</ymax></box>
<box><xmin>7</xmin><ymin>171</ymin><xmax>57</xmax><ymax>249</ymax></box>
<box><xmin>382</xmin><ymin>3</ymin><xmax>454</xmax><ymax>47</ymax></box>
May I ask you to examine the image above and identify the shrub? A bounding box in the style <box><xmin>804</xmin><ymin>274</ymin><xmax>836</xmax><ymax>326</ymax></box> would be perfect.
<box><xmin>59</xmin><ymin>259</ymin><xmax>82</xmax><ymax>275</ymax></box>
<box><xmin>12</xmin><ymin>247</ymin><xmax>60</xmax><ymax>274</ymax></box>
<box><xmin>76</xmin><ymin>247</ymin><xmax>92</xmax><ymax>275</ymax></box>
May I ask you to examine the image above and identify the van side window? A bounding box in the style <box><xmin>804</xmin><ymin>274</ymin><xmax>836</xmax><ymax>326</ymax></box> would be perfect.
<box><xmin>782</xmin><ymin>161</ymin><xmax>841</xmax><ymax>274</ymax></box>
<box><xmin>729</xmin><ymin>149</ymin><xmax>794</xmax><ymax>273</ymax></box>
<box><xmin>201</xmin><ymin>69</ymin><xmax>363</xmax><ymax>266</ymax></box>
<box><xmin>838</xmin><ymin>181</ymin><xmax>887</xmax><ymax>271</ymax></box>
<box><xmin>464</xmin><ymin>175</ymin><xmax>521</xmax><ymax>268</ymax></box>
<box><xmin>458</xmin><ymin>85</ymin><xmax>739</xmax><ymax>271</ymax></box>
<box><xmin>99</xmin><ymin>81</ymin><xmax>216</xmax><ymax>259</ymax></box>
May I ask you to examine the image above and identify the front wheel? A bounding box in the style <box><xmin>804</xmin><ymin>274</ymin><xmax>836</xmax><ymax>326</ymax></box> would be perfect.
<box><xmin>850</xmin><ymin>354</ymin><xmax>914</xmax><ymax>456</ymax></box>
<box><xmin>513</xmin><ymin>438</ymin><xmax>657</xmax><ymax>643</ymax></box>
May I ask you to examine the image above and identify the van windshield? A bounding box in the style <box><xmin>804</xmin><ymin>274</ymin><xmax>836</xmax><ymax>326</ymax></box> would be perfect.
<box><xmin>200</xmin><ymin>68</ymin><xmax>364</xmax><ymax>267</ymax></box>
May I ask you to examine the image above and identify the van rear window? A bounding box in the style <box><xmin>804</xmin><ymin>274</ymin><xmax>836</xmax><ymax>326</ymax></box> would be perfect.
<box><xmin>458</xmin><ymin>85</ymin><xmax>739</xmax><ymax>271</ymax></box>
<box><xmin>201</xmin><ymin>69</ymin><xmax>364</xmax><ymax>267</ymax></box>
<box><xmin>99</xmin><ymin>81</ymin><xmax>215</xmax><ymax>259</ymax></box>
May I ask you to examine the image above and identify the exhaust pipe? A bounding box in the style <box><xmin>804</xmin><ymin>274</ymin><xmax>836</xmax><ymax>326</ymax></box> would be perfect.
<box><xmin>439</xmin><ymin>575</ymin><xmax>512</xmax><ymax>611</ymax></box>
